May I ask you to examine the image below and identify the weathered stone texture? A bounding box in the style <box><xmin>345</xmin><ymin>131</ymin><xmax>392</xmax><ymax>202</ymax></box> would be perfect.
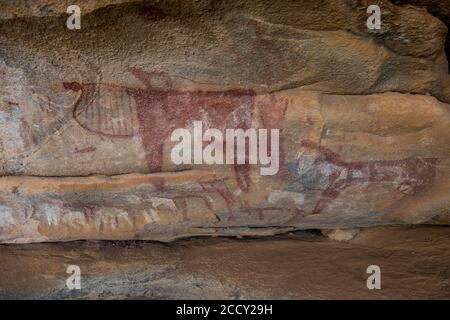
<box><xmin>0</xmin><ymin>226</ymin><xmax>449</xmax><ymax>299</ymax></box>
<box><xmin>1</xmin><ymin>90</ymin><xmax>449</xmax><ymax>242</ymax></box>
<box><xmin>0</xmin><ymin>0</ymin><xmax>450</xmax><ymax>243</ymax></box>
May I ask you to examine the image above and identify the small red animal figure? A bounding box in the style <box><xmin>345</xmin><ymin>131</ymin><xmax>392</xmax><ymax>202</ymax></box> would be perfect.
<box><xmin>295</xmin><ymin>140</ymin><xmax>437</xmax><ymax>214</ymax></box>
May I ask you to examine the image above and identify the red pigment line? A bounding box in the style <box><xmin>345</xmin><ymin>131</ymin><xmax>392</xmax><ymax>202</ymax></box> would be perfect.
<box><xmin>74</xmin><ymin>146</ymin><xmax>96</xmax><ymax>154</ymax></box>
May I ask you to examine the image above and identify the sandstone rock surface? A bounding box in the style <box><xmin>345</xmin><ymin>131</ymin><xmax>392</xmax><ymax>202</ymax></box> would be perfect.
<box><xmin>1</xmin><ymin>1</ymin><xmax>450</xmax><ymax>100</ymax></box>
<box><xmin>1</xmin><ymin>90</ymin><xmax>450</xmax><ymax>242</ymax></box>
<box><xmin>0</xmin><ymin>226</ymin><xmax>449</xmax><ymax>299</ymax></box>
<box><xmin>1</xmin><ymin>0</ymin><xmax>450</xmax><ymax>243</ymax></box>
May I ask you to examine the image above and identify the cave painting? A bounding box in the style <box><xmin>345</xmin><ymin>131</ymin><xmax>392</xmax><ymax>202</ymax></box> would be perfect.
<box><xmin>63</xmin><ymin>69</ymin><xmax>437</xmax><ymax>219</ymax></box>
<box><xmin>64</xmin><ymin>68</ymin><xmax>261</xmax><ymax>191</ymax></box>
<box><xmin>290</xmin><ymin>140</ymin><xmax>437</xmax><ymax>214</ymax></box>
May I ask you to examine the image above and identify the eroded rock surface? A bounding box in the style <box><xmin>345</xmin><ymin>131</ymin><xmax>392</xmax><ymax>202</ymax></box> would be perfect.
<box><xmin>0</xmin><ymin>0</ymin><xmax>450</xmax><ymax>243</ymax></box>
<box><xmin>1</xmin><ymin>90</ymin><xmax>450</xmax><ymax>242</ymax></box>
<box><xmin>1</xmin><ymin>1</ymin><xmax>449</xmax><ymax>99</ymax></box>
<box><xmin>0</xmin><ymin>226</ymin><xmax>449</xmax><ymax>299</ymax></box>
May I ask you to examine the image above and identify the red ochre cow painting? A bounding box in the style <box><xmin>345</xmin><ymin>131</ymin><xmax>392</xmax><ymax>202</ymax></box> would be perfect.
<box><xmin>293</xmin><ymin>140</ymin><xmax>437</xmax><ymax>214</ymax></box>
<box><xmin>63</xmin><ymin>68</ymin><xmax>258</xmax><ymax>191</ymax></box>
